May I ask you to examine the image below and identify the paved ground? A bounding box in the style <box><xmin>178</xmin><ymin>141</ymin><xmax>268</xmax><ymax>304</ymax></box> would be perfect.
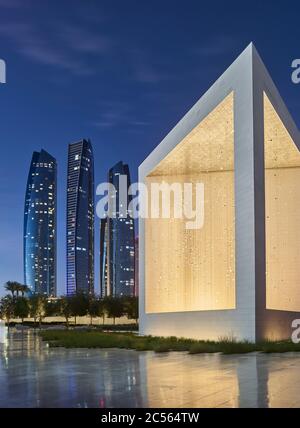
<box><xmin>1</xmin><ymin>326</ymin><xmax>300</xmax><ymax>408</ymax></box>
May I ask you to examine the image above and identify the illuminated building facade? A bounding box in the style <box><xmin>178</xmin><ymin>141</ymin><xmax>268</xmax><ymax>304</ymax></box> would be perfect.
<box><xmin>100</xmin><ymin>217</ymin><xmax>109</xmax><ymax>297</ymax></box>
<box><xmin>100</xmin><ymin>162</ymin><xmax>135</xmax><ymax>297</ymax></box>
<box><xmin>24</xmin><ymin>150</ymin><xmax>57</xmax><ymax>296</ymax></box>
<box><xmin>67</xmin><ymin>139</ymin><xmax>94</xmax><ymax>295</ymax></box>
<box><xmin>134</xmin><ymin>236</ymin><xmax>139</xmax><ymax>297</ymax></box>
<box><xmin>139</xmin><ymin>43</ymin><xmax>300</xmax><ymax>342</ymax></box>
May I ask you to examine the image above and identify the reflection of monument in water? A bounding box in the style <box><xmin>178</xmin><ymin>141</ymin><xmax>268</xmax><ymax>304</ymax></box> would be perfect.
<box><xmin>142</xmin><ymin>353</ymin><xmax>299</xmax><ymax>408</ymax></box>
<box><xmin>0</xmin><ymin>321</ymin><xmax>7</xmax><ymax>345</ymax></box>
<box><xmin>95</xmin><ymin>351</ymin><xmax>147</xmax><ymax>408</ymax></box>
<box><xmin>1</xmin><ymin>330</ymin><xmax>300</xmax><ymax>407</ymax></box>
<box><xmin>0</xmin><ymin>330</ymin><xmax>147</xmax><ymax>408</ymax></box>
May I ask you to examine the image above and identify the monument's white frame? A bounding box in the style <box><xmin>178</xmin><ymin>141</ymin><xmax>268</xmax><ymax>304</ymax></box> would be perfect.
<box><xmin>139</xmin><ymin>43</ymin><xmax>300</xmax><ymax>342</ymax></box>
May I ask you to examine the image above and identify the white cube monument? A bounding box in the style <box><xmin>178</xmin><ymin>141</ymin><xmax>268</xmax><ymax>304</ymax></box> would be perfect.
<box><xmin>139</xmin><ymin>43</ymin><xmax>300</xmax><ymax>342</ymax></box>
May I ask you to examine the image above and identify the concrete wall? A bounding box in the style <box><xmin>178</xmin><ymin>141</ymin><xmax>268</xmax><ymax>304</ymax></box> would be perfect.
<box><xmin>9</xmin><ymin>316</ymin><xmax>136</xmax><ymax>326</ymax></box>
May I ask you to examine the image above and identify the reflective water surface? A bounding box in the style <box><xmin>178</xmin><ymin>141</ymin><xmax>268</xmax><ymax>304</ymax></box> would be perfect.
<box><xmin>1</xmin><ymin>325</ymin><xmax>300</xmax><ymax>408</ymax></box>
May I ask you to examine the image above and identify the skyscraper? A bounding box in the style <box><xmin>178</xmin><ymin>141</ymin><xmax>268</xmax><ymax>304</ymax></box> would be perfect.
<box><xmin>67</xmin><ymin>139</ymin><xmax>94</xmax><ymax>295</ymax></box>
<box><xmin>134</xmin><ymin>236</ymin><xmax>139</xmax><ymax>297</ymax></box>
<box><xmin>100</xmin><ymin>161</ymin><xmax>135</xmax><ymax>297</ymax></box>
<box><xmin>24</xmin><ymin>150</ymin><xmax>57</xmax><ymax>296</ymax></box>
<box><xmin>100</xmin><ymin>217</ymin><xmax>109</xmax><ymax>298</ymax></box>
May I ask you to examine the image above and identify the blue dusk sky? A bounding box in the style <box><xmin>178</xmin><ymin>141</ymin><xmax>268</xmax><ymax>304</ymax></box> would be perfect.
<box><xmin>0</xmin><ymin>0</ymin><xmax>299</xmax><ymax>296</ymax></box>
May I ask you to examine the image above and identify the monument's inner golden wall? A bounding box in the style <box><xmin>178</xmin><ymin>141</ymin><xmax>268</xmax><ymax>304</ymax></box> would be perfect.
<box><xmin>145</xmin><ymin>93</ymin><xmax>236</xmax><ymax>313</ymax></box>
<box><xmin>264</xmin><ymin>93</ymin><xmax>300</xmax><ymax>312</ymax></box>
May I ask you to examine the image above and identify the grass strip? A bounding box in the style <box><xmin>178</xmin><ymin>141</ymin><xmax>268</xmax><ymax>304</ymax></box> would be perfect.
<box><xmin>39</xmin><ymin>330</ymin><xmax>300</xmax><ymax>355</ymax></box>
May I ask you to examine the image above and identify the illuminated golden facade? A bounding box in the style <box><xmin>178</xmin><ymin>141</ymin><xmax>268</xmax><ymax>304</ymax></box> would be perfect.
<box><xmin>264</xmin><ymin>94</ymin><xmax>300</xmax><ymax>312</ymax></box>
<box><xmin>145</xmin><ymin>93</ymin><xmax>235</xmax><ymax>313</ymax></box>
<box><xmin>139</xmin><ymin>43</ymin><xmax>300</xmax><ymax>342</ymax></box>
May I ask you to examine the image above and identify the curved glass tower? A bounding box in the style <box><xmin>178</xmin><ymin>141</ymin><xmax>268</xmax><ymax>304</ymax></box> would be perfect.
<box><xmin>100</xmin><ymin>161</ymin><xmax>135</xmax><ymax>297</ymax></box>
<box><xmin>24</xmin><ymin>150</ymin><xmax>57</xmax><ymax>296</ymax></box>
<box><xmin>67</xmin><ymin>139</ymin><xmax>94</xmax><ymax>295</ymax></box>
<box><xmin>100</xmin><ymin>217</ymin><xmax>109</xmax><ymax>298</ymax></box>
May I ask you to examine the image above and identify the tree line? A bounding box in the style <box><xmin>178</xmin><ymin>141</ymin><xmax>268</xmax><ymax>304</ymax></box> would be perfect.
<box><xmin>0</xmin><ymin>281</ymin><xmax>138</xmax><ymax>328</ymax></box>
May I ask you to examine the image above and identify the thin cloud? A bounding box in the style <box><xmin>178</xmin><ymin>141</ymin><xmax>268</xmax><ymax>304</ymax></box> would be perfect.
<box><xmin>134</xmin><ymin>64</ymin><xmax>162</xmax><ymax>83</ymax></box>
<box><xmin>0</xmin><ymin>22</ymin><xmax>32</xmax><ymax>40</ymax></box>
<box><xmin>0</xmin><ymin>0</ymin><xmax>21</xmax><ymax>8</ymax></box>
<box><xmin>0</xmin><ymin>21</ymin><xmax>107</xmax><ymax>76</ymax></box>
<box><xmin>61</xmin><ymin>25</ymin><xmax>113</xmax><ymax>54</ymax></box>
<box><xmin>93</xmin><ymin>110</ymin><xmax>123</xmax><ymax>129</ymax></box>
<box><xmin>19</xmin><ymin>44</ymin><xmax>93</xmax><ymax>76</ymax></box>
<box><xmin>94</xmin><ymin>120</ymin><xmax>116</xmax><ymax>129</ymax></box>
<box><xmin>0</xmin><ymin>18</ymin><xmax>164</xmax><ymax>83</ymax></box>
<box><xmin>129</xmin><ymin>120</ymin><xmax>150</xmax><ymax>126</ymax></box>
<box><xmin>193</xmin><ymin>36</ymin><xmax>237</xmax><ymax>57</ymax></box>
<box><xmin>129</xmin><ymin>47</ymin><xmax>164</xmax><ymax>84</ymax></box>
<box><xmin>93</xmin><ymin>103</ymin><xmax>150</xmax><ymax>130</ymax></box>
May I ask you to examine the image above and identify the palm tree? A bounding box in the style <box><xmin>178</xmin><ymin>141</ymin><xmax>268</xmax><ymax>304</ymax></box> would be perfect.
<box><xmin>4</xmin><ymin>281</ymin><xmax>21</xmax><ymax>298</ymax></box>
<box><xmin>0</xmin><ymin>295</ymin><xmax>15</xmax><ymax>328</ymax></box>
<box><xmin>29</xmin><ymin>295</ymin><xmax>46</xmax><ymax>328</ymax></box>
<box><xmin>19</xmin><ymin>284</ymin><xmax>30</xmax><ymax>297</ymax></box>
<box><xmin>4</xmin><ymin>282</ymin><xmax>30</xmax><ymax>299</ymax></box>
<box><xmin>15</xmin><ymin>284</ymin><xmax>21</xmax><ymax>297</ymax></box>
